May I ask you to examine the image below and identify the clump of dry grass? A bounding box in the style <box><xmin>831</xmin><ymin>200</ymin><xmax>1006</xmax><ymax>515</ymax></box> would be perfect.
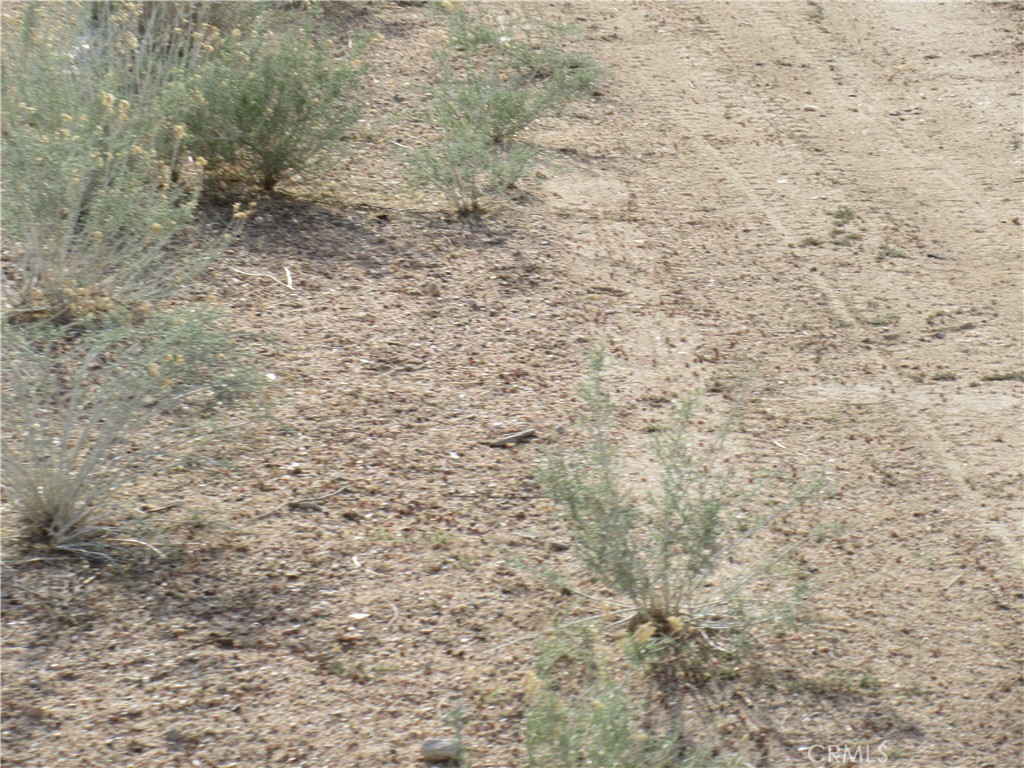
<box><xmin>2</xmin><ymin>308</ymin><xmax>267</xmax><ymax>563</ymax></box>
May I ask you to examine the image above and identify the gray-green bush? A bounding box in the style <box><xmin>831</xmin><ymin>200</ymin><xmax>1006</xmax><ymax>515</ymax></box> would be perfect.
<box><xmin>184</xmin><ymin>17</ymin><xmax>366</xmax><ymax>192</ymax></box>
<box><xmin>524</xmin><ymin>619</ymin><xmax>759</xmax><ymax>768</ymax></box>
<box><xmin>523</xmin><ymin>623</ymin><xmax>751</xmax><ymax>768</ymax></box>
<box><xmin>1</xmin><ymin>310</ymin><xmax>265</xmax><ymax>562</ymax></box>
<box><xmin>539</xmin><ymin>351</ymin><xmax>821</xmax><ymax>651</ymax></box>
<box><xmin>407</xmin><ymin>3</ymin><xmax>602</xmax><ymax>214</ymax></box>
<box><xmin>0</xmin><ymin>2</ymin><xmax>225</xmax><ymax>323</ymax></box>
<box><xmin>527</xmin><ymin>676</ymin><xmax>678</xmax><ymax>768</ymax></box>
<box><xmin>429</xmin><ymin>67</ymin><xmax>556</xmax><ymax>146</ymax></box>
<box><xmin>406</xmin><ymin>128</ymin><xmax>539</xmax><ymax>215</ymax></box>
<box><xmin>1</xmin><ymin>2</ymin><xmax>267</xmax><ymax>561</ymax></box>
<box><xmin>442</xmin><ymin>3</ymin><xmax>603</xmax><ymax>112</ymax></box>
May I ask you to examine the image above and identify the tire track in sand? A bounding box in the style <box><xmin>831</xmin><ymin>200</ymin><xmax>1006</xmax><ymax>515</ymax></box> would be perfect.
<box><xmin>672</xmin><ymin>1</ymin><xmax>1022</xmax><ymax>557</ymax></box>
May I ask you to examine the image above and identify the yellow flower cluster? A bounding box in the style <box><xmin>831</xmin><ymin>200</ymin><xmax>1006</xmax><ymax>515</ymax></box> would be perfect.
<box><xmin>665</xmin><ymin>615</ymin><xmax>687</xmax><ymax>635</ymax></box>
<box><xmin>149</xmin><ymin>353</ymin><xmax>188</xmax><ymax>387</ymax></box>
<box><xmin>231</xmin><ymin>201</ymin><xmax>258</xmax><ymax>221</ymax></box>
<box><xmin>54</xmin><ymin>282</ymin><xmax>116</xmax><ymax>319</ymax></box>
<box><xmin>631</xmin><ymin>622</ymin><xmax>657</xmax><ymax>643</ymax></box>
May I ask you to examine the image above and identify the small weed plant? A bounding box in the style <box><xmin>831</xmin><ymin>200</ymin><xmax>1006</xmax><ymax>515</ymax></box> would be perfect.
<box><xmin>981</xmin><ymin>370</ymin><xmax>1024</xmax><ymax>382</ymax></box>
<box><xmin>878</xmin><ymin>245</ymin><xmax>908</xmax><ymax>260</ymax></box>
<box><xmin>527</xmin><ymin>674</ymin><xmax>676</xmax><ymax>768</ymax></box>
<box><xmin>828</xmin><ymin>206</ymin><xmax>856</xmax><ymax>224</ymax></box>
<box><xmin>525</xmin><ymin>625</ymin><xmax>678</xmax><ymax>768</ymax></box>
<box><xmin>408</xmin><ymin>3</ymin><xmax>602</xmax><ymax>214</ymax></box>
<box><xmin>407</xmin><ymin>128</ymin><xmax>539</xmax><ymax>215</ymax></box>
<box><xmin>539</xmin><ymin>351</ymin><xmax>821</xmax><ymax>652</ymax></box>
<box><xmin>442</xmin><ymin>4</ymin><xmax>603</xmax><ymax>112</ymax></box>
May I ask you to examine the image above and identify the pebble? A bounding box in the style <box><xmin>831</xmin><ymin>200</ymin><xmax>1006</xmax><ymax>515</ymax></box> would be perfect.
<box><xmin>421</xmin><ymin>738</ymin><xmax>460</xmax><ymax>763</ymax></box>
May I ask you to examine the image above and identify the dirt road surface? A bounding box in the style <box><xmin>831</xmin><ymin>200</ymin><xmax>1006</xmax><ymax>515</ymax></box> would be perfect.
<box><xmin>4</xmin><ymin>3</ymin><xmax>1021</xmax><ymax>766</ymax></box>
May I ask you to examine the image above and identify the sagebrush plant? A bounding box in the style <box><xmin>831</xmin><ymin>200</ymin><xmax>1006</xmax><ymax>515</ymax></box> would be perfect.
<box><xmin>539</xmin><ymin>350</ymin><xmax>821</xmax><ymax>652</ymax></box>
<box><xmin>0</xmin><ymin>1</ymin><xmax>233</xmax><ymax>323</ymax></box>
<box><xmin>527</xmin><ymin>675</ymin><xmax>677</xmax><ymax>768</ymax></box>
<box><xmin>442</xmin><ymin>3</ymin><xmax>603</xmax><ymax>116</ymax></box>
<box><xmin>528</xmin><ymin>678</ymin><xmax>747</xmax><ymax>768</ymax></box>
<box><xmin>407</xmin><ymin>3</ymin><xmax>602</xmax><ymax>214</ymax></box>
<box><xmin>1</xmin><ymin>2</ymin><xmax>267</xmax><ymax>562</ymax></box>
<box><xmin>428</xmin><ymin>66</ymin><xmax>554</xmax><ymax>146</ymax></box>
<box><xmin>407</xmin><ymin>128</ymin><xmax>538</xmax><ymax>215</ymax></box>
<box><xmin>1</xmin><ymin>309</ymin><xmax>267</xmax><ymax>562</ymax></box>
<box><xmin>79</xmin><ymin>2</ymin><xmax>255</xmax><ymax>97</ymax></box>
<box><xmin>523</xmin><ymin>620</ymin><xmax>757</xmax><ymax>768</ymax></box>
<box><xmin>428</xmin><ymin>42</ymin><xmax>599</xmax><ymax>147</ymax></box>
<box><xmin>185</xmin><ymin>15</ymin><xmax>366</xmax><ymax>192</ymax></box>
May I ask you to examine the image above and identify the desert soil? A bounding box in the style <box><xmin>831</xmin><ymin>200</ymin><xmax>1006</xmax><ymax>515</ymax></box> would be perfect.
<box><xmin>3</xmin><ymin>2</ymin><xmax>1022</xmax><ymax>767</ymax></box>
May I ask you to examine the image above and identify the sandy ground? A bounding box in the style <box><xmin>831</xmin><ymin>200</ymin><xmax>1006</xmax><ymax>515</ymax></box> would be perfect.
<box><xmin>3</xmin><ymin>2</ymin><xmax>1022</xmax><ymax>766</ymax></box>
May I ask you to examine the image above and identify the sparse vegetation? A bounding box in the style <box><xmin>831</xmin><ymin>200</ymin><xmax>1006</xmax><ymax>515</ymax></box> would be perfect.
<box><xmin>1</xmin><ymin>1</ymin><xmax>222</xmax><ymax>323</ymax></box>
<box><xmin>1</xmin><ymin>2</ymin><xmax>1017</xmax><ymax>766</ymax></box>
<box><xmin>828</xmin><ymin>206</ymin><xmax>857</xmax><ymax>224</ymax></box>
<box><xmin>1</xmin><ymin>309</ymin><xmax>265</xmax><ymax>562</ymax></box>
<box><xmin>440</xmin><ymin>4</ymin><xmax>603</xmax><ymax>114</ymax></box>
<box><xmin>407</xmin><ymin>3</ymin><xmax>602</xmax><ymax>214</ymax></box>
<box><xmin>786</xmin><ymin>670</ymin><xmax>885</xmax><ymax>698</ymax></box>
<box><xmin>865</xmin><ymin>313</ymin><xmax>899</xmax><ymax>327</ymax></box>
<box><xmin>184</xmin><ymin>14</ymin><xmax>367</xmax><ymax>192</ymax></box>
<box><xmin>526</xmin><ymin>668</ymin><xmax>678</xmax><ymax>768</ymax></box>
<box><xmin>878</xmin><ymin>245</ymin><xmax>909</xmax><ymax>260</ymax></box>
<box><xmin>831</xmin><ymin>231</ymin><xmax>863</xmax><ymax>246</ymax></box>
<box><xmin>1</xmin><ymin>1</ymin><xmax>267</xmax><ymax>561</ymax></box>
<box><xmin>524</xmin><ymin>622</ymin><xmax>750</xmax><ymax>767</ymax></box>
<box><xmin>538</xmin><ymin>350</ymin><xmax>821</xmax><ymax>650</ymax></box>
<box><xmin>825</xmin><ymin>206</ymin><xmax>862</xmax><ymax>245</ymax></box>
<box><xmin>525</xmin><ymin>625</ymin><xmax>678</xmax><ymax>768</ymax></box>
<box><xmin>981</xmin><ymin>370</ymin><xmax>1024</xmax><ymax>382</ymax></box>
<box><xmin>407</xmin><ymin>129</ymin><xmax>540</xmax><ymax>215</ymax></box>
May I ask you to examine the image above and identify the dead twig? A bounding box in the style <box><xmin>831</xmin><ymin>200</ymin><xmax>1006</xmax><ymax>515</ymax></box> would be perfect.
<box><xmin>251</xmin><ymin>486</ymin><xmax>348</xmax><ymax>521</ymax></box>
<box><xmin>139</xmin><ymin>503</ymin><xmax>179</xmax><ymax>514</ymax></box>
<box><xmin>483</xmin><ymin>428</ymin><xmax>537</xmax><ymax>448</ymax></box>
<box><xmin>287</xmin><ymin>486</ymin><xmax>347</xmax><ymax>511</ymax></box>
<box><xmin>351</xmin><ymin>555</ymin><xmax>383</xmax><ymax>576</ymax></box>
<box><xmin>229</xmin><ymin>266</ymin><xmax>294</xmax><ymax>290</ymax></box>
